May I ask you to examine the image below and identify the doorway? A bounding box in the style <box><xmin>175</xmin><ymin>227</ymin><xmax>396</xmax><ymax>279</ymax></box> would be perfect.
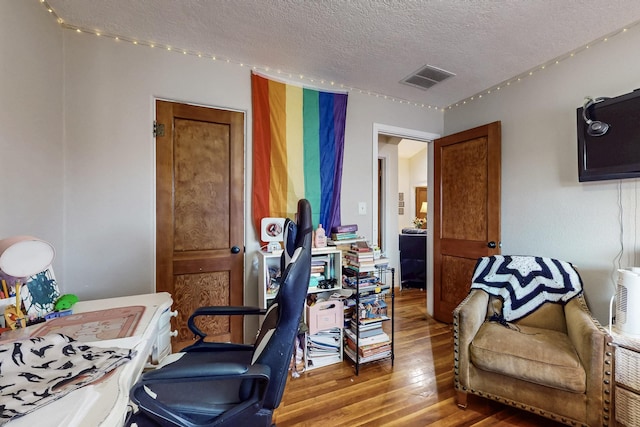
<box><xmin>373</xmin><ymin>124</ymin><xmax>439</xmax><ymax>315</ymax></box>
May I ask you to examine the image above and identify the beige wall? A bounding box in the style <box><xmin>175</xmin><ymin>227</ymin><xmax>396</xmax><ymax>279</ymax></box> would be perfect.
<box><xmin>444</xmin><ymin>25</ymin><xmax>640</xmax><ymax>322</ymax></box>
<box><xmin>1</xmin><ymin>1</ymin><xmax>443</xmax><ymax>327</ymax></box>
<box><xmin>0</xmin><ymin>1</ymin><xmax>64</xmax><ymax>280</ymax></box>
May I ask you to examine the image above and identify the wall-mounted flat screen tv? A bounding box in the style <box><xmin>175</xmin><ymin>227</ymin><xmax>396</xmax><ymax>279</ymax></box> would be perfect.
<box><xmin>577</xmin><ymin>88</ymin><xmax>640</xmax><ymax>182</ymax></box>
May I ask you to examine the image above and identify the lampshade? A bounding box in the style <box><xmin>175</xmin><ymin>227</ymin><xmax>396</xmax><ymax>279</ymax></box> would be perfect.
<box><xmin>0</xmin><ymin>235</ymin><xmax>55</xmax><ymax>278</ymax></box>
<box><xmin>420</xmin><ymin>202</ymin><xmax>428</xmax><ymax>213</ymax></box>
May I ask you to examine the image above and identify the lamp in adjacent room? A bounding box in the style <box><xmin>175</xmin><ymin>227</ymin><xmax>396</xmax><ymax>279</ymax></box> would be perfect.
<box><xmin>0</xmin><ymin>236</ymin><xmax>56</xmax><ymax>328</ymax></box>
<box><xmin>420</xmin><ymin>202</ymin><xmax>427</xmax><ymax>214</ymax></box>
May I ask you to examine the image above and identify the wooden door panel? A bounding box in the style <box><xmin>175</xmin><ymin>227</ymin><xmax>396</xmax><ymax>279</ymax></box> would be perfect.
<box><xmin>156</xmin><ymin>100</ymin><xmax>244</xmax><ymax>349</ymax></box>
<box><xmin>441</xmin><ymin>137</ymin><xmax>488</xmax><ymax>241</ymax></box>
<box><xmin>439</xmin><ymin>255</ymin><xmax>479</xmax><ymax>310</ymax></box>
<box><xmin>173</xmin><ymin>118</ymin><xmax>230</xmax><ymax>251</ymax></box>
<box><xmin>433</xmin><ymin>122</ymin><xmax>501</xmax><ymax>323</ymax></box>
<box><xmin>173</xmin><ymin>271</ymin><xmax>231</xmax><ymax>343</ymax></box>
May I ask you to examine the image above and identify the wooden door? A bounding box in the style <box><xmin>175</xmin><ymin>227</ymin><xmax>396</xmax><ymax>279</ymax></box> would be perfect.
<box><xmin>155</xmin><ymin>100</ymin><xmax>245</xmax><ymax>349</ymax></box>
<box><xmin>433</xmin><ymin>121</ymin><xmax>501</xmax><ymax>323</ymax></box>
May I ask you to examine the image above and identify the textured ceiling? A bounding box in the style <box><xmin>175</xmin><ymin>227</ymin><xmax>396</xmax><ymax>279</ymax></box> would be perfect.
<box><xmin>44</xmin><ymin>0</ymin><xmax>640</xmax><ymax>108</ymax></box>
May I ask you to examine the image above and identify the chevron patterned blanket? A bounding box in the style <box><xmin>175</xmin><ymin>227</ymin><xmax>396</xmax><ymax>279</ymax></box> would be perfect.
<box><xmin>471</xmin><ymin>255</ymin><xmax>583</xmax><ymax>321</ymax></box>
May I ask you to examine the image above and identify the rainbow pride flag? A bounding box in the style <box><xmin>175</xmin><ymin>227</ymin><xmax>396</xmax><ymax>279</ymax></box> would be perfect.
<box><xmin>252</xmin><ymin>72</ymin><xmax>348</xmax><ymax>236</ymax></box>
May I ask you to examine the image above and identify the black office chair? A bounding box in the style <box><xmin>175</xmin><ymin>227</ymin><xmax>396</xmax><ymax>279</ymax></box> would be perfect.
<box><xmin>181</xmin><ymin>213</ymin><xmax>301</xmax><ymax>356</ymax></box>
<box><xmin>129</xmin><ymin>199</ymin><xmax>313</xmax><ymax>427</ymax></box>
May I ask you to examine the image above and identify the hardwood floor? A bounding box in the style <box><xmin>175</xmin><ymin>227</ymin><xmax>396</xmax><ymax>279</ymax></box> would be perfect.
<box><xmin>273</xmin><ymin>288</ymin><xmax>564</xmax><ymax>427</ymax></box>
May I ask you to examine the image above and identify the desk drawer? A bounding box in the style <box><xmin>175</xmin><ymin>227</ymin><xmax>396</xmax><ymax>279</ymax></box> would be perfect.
<box><xmin>150</xmin><ymin>307</ymin><xmax>177</xmax><ymax>364</ymax></box>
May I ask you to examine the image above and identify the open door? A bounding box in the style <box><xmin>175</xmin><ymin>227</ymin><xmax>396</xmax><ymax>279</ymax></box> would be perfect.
<box><xmin>433</xmin><ymin>122</ymin><xmax>501</xmax><ymax>323</ymax></box>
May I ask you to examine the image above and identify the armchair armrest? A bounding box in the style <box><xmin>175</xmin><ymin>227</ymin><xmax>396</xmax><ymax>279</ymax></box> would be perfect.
<box><xmin>564</xmin><ymin>295</ymin><xmax>613</xmax><ymax>427</ymax></box>
<box><xmin>453</xmin><ymin>289</ymin><xmax>489</xmax><ymax>392</ymax></box>
<box><xmin>188</xmin><ymin>305</ymin><xmax>266</xmax><ymax>342</ymax></box>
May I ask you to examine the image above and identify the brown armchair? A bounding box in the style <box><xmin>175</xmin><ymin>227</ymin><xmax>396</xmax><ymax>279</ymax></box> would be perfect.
<box><xmin>453</xmin><ymin>256</ymin><xmax>614</xmax><ymax>427</ymax></box>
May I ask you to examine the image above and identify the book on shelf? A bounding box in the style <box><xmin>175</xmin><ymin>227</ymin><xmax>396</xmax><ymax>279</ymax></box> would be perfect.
<box><xmin>331</xmin><ymin>232</ymin><xmax>359</xmax><ymax>240</ymax></box>
<box><xmin>358</xmin><ymin>315</ymin><xmax>390</xmax><ymax>325</ymax></box>
<box><xmin>346</xmin><ymin>249</ymin><xmax>374</xmax><ymax>257</ymax></box>
<box><xmin>359</xmin><ymin>345</ymin><xmax>391</xmax><ymax>358</ymax></box>
<box><xmin>344</xmin><ymin>261</ymin><xmax>375</xmax><ymax>271</ymax></box>
<box><xmin>308</xmin><ymin>347</ymin><xmax>340</xmax><ymax>357</ymax></box>
<box><xmin>344</xmin><ymin>328</ymin><xmax>389</xmax><ymax>346</ymax></box>
<box><xmin>307</xmin><ymin>353</ymin><xmax>342</xmax><ymax>369</ymax></box>
<box><xmin>308</xmin><ymin>332</ymin><xmax>341</xmax><ymax>349</ymax></box>
<box><xmin>352</xmin><ymin>240</ymin><xmax>371</xmax><ymax>251</ymax></box>
<box><xmin>342</xmin><ymin>267</ymin><xmax>375</xmax><ymax>278</ymax></box>
<box><xmin>343</xmin><ymin>264</ymin><xmax>377</xmax><ymax>273</ymax></box>
<box><xmin>345</xmin><ymin>253</ymin><xmax>374</xmax><ymax>265</ymax></box>
<box><xmin>311</xmin><ymin>265</ymin><xmax>325</xmax><ymax>274</ymax></box>
<box><xmin>331</xmin><ymin>224</ymin><xmax>358</xmax><ymax>234</ymax></box>
<box><xmin>342</xmin><ymin>277</ymin><xmax>379</xmax><ymax>289</ymax></box>
<box><xmin>344</xmin><ymin>346</ymin><xmax>391</xmax><ymax>363</ymax></box>
<box><xmin>353</xmin><ymin>319</ymin><xmax>383</xmax><ymax>330</ymax></box>
<box><xmin>374</xmin><ymin>257</ymin><xmax>389</xmax><ymax>268</ymax></box>
<box><xmin>349</xmin><ymin>320</ymin><xmax>383</xmax><ymax>337</ymax></box>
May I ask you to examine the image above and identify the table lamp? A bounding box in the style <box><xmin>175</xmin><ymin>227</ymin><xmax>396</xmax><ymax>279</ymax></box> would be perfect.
<box><xmin>420</xmin><ymin>202</ymin><xmax>427</xmax><ymax>214</ymax></box>
<box><xmin>0</xmin><ymin>236</ymin><xmax>55</xmax><ymax>328</ymax></box>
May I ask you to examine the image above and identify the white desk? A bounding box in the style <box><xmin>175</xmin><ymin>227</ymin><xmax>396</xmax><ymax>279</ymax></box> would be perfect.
<box><xmin>6</xmin><ymin>292</ymin><xmax>174</xmax><ymax>427</ymax></box>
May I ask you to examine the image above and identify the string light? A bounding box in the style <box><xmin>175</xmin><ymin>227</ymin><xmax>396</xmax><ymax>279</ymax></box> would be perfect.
<box><xmin>37</xmin><ymin>0</ymin><xmax>640</xmax><ymax>112</ymax></box>
<box><xmin>37</xmin><ymin>0</ymin><xmax>438</xmax><ymax>110</ymax></box>
<box><xmin>442</xmin><ymin>19</ymin><xmax>640</xmax><ymax>110</ymax></box>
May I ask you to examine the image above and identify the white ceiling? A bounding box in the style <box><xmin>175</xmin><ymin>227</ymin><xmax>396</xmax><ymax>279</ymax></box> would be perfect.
<box><xmin>398</xmin><ymin>139</ymin><xmax>427</xmax><ymax>159</ymax></box>
<box><xmin>44</xmin><ymin>0</ymin><xmax>640</xmax><ymax>109</ymax></box>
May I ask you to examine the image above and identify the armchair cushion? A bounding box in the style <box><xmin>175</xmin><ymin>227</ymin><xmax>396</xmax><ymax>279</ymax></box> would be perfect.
<box><xmin>470</xmin><ymin>322</ymin><xmax>585</xmax><ymax>392</ymax></box>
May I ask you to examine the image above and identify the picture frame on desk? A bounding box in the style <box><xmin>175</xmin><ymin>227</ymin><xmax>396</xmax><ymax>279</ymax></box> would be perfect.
<box><xmin>21</xmin><ymin>267</ymin><xmax>60</xmax><ymax>318</ymax></box>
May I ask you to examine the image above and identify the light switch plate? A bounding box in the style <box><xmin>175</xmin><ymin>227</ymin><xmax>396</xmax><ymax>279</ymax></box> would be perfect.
<box><xmin>358</xmin><ymin>202</ymin><xmax>366</xmax><ymax>215</ymax></box>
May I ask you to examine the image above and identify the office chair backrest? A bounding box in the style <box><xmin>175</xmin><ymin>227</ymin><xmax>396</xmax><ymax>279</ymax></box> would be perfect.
<box><xmin>281</xmin><ymin>217</ymin><xmax>297</xmax><ymax>272</ymax></box>
<box><xmin>251</xmin><ymin>199</ymin><xmax>312</xmax><ymax>410</ymax></box>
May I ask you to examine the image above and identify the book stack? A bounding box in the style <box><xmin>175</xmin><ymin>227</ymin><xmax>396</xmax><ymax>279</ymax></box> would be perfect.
<box><xmin>306</xmin><ymin>328</ymin><xmax>343</xmax><ymax>369</ymax></box>
<box><xmin>330</xmin><ymin>224</ymin><xmax>358</xmax><ymax>241</ymax></box>
<box><xmin>342</xmin><ymin>268</ymin><xmax>379</xmax><ymax>289</ymax></box>
<box><xmin>344</xmin><ymin>242</ymin><xmax>376</xmax><ymax>272</ymax></box>
<box><xmin>310</xmin><ymin>255</ymin><xmax>329</xmax><ymax>288</ymax></box>
<box><xmin>344</xmin><ymin>317</ymin><xmax>391</xmax><ymax>363</ymax></box>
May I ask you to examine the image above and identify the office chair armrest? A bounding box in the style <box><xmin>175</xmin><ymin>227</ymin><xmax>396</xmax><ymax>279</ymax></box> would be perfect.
<box><xmin>142</xmin><ymin>361</ymin><xmax>270</xmax><ymax>382</ymax></box>
<box><xmin>188</xmin><ymin>305</ymin><xmax>266</xmax><ymax>341</ymax></box>
<box><xmin>132</xmin><ymin>363</ymin><xmax>271</xmax><ymax>427</ymax></box>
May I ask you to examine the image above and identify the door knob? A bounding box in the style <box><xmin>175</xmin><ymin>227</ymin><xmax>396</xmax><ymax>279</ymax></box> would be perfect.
<box><xmin>231</xmin><ymin>246</ymin><xmax>241</xmax><ymax>254</ymax></box>
<box><xmin>487</xmin><ymin>241</ymin><xmax>497</xmax><ymax>249</ymax></box>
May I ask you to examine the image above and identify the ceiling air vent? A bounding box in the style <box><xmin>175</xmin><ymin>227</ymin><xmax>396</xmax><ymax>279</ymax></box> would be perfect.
<box><xmin>400</xmin><ymin>65</ymin><xmax>455</xmax><ymax>90</ymax></box>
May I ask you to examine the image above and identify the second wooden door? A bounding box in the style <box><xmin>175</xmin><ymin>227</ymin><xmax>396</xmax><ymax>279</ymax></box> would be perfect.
<box><xmin>433</xmin><ymin>121</ymin><xmax>501</xmax><ymax>323</ymax></box>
